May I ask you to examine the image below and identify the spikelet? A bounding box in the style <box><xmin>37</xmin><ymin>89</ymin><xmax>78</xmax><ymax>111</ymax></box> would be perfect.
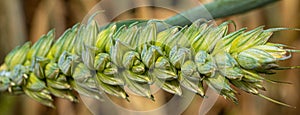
<box><xmin>0</xmin><ymin>18</ymin><xmax>298</xmax><ymax>108</ymax></box>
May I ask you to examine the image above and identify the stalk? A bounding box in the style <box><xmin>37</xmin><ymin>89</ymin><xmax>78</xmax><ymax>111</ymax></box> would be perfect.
<box><xmin>164</xmin><ymin>0</ymin><xmax>279</xmax><ymax>27</ymax></box>
<box><xmin>102</xmin><ymin>0</ymin><xmax>279</xmax><ymax>31</ymax></box>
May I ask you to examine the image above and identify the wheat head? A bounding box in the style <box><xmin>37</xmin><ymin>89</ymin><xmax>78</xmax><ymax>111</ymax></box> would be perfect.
<box><xmin>0</xmin><ymin>18</ymin><xmax>298</xmax><ymax>108</ymax></box>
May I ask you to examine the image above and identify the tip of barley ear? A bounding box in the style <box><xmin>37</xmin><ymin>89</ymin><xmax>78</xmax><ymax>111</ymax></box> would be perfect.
<box><xmin>258</xmin><ymin>94</ymin><xmax>296</xmax><ymax>108</ymax></box>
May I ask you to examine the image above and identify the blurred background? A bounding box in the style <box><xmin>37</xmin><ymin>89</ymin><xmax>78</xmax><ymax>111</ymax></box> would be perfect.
<box><xmin>0</xmin><ymin>0</ymin><xmax>299</xmax><ymax>115</ymax></box>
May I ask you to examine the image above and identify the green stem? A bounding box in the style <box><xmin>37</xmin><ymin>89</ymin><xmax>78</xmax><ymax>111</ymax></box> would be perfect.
<box><xmin>101</xmin><ymin>0</ymin><xmax>279</xmax><ymax>31</ymax></box>
<box><xmin>164</xmin><ymin>0</ymin><xmax>279</xmax><ymax>27</ymax></box>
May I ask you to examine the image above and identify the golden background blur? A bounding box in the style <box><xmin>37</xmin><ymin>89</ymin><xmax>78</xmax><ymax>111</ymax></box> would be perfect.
<box><xmin>0</xmin><ymin>0</ymin><xmax>299</xmax><ymax>115</ymax></box>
